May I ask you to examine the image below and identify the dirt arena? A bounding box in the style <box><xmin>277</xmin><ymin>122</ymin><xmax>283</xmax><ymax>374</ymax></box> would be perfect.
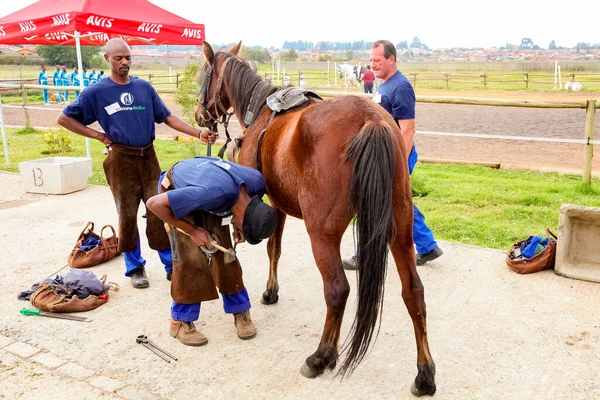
<box><xmin>3</xmin><ymin>88</ymin><xmax>600</xmax><ymax>173</ymax></box>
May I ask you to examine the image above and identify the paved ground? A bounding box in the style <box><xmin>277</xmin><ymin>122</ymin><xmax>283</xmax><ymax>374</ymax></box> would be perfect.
<box><xmin>1</xmin><ymin>171</ymin><xmax>599</xmax><ymax>399</ymax></box>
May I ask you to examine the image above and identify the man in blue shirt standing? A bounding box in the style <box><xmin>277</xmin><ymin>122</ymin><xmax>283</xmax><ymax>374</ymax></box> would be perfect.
<box><xmin>38</xmin><ymin>65</ymin><xmax>49</xmax><ymax>105</ymax></box>
<box><xmin>147</xmin><ymin>157</ymin><xmax>278</xmax><ymax>346</ymax></box>
<box><xmin>343</xmin><ymin>40</ymin><xmax>443</xmax><ymax>269</ymax></box>
<box><xmin>52</xmin><ymin>65</ymin><xmax>62</xmax><ymax>104</ymax></box>
<box><xmin>58</xmin><ymin>38</ymin><xmax>216</xmax><ymax>289</ymax></box>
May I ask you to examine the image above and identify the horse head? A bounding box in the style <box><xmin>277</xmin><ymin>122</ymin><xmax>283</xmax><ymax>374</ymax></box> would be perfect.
<box><xmin>194</xmin><ymin>41</ymin><xmax>242</xmax><ymax>129</ymax></box>
<box><xmin>194</xmin><ymin>40</ymin><xmax>277</xmax><ymax>161</ymax></box>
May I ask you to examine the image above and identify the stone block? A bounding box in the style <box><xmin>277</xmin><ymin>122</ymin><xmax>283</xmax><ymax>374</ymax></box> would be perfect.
<box><xmin>4</xmin><ymin>341</ymin><xmax>41</xmax><ymax>358</ymax></box>
<box><xmin>0</xmin><ymin>335</ymin><xmax>15</xmax><ymax>348</ymax></box>
<box><xmin>57</xmin><ymin>362</ymin><xmax>94</xmax><ymax>380</ymax></box>
<box><xmin>88</xmin><ymin>375</ymin><xmax>126</xmax><ymax>392</ymax></box>
<box><xmin>31</xmin><ymin>352</ymin><xmax>68</xmax><ymax>369</ymax></box>
<box><xmin>556</xmin><ymin>204</ymin><xmax>600</xmax><ymax>283</ymax></box>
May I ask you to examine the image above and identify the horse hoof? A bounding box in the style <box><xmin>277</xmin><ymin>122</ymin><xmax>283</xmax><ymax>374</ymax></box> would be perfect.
<box><xmin>300</xmin><ymin>362</ymin><xmax>317</xmax><ymax>379</ymax></box>
<box><xmin>410</xmin><ymin>382</ymin><xmax>421</xmax><ymax>397</ymax></box>
<box><xmin>410</xmin><ymin>381</ymin><xmax>435</xmax><ymax>397</ymax></box>
<box><xmin>261</xmin><ymin>292</ymin><xmax>279</xmax><ymax>305</ymax></box>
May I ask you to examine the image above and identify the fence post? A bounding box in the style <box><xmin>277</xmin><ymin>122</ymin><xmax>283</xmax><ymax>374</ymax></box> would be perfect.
<box><xmin>482</xmin><ymin>73</ymin><xmax>487</xmax><ymax>89</ymax></box>
<box><xmin>176</xmin><ymin>72</ymin><xmax>180</xmax><ymax>89</ymax></box>
<box><xmin>524</xmin><ymin>73</ymin><xmax>529</xmax><ymax>89</ymax></box>
<box><xmin>21</xmin><ymin>84</ymin><xmax>31</xmax><ymax>129</ymax></box>
<box><xmin>445</xmin><ymin>73</ymin><xmax>449</xmax><ymax>88</ymax></box>
<box><xmin>149</xmin><ymin>74</ymin><xmax>153</xmax><ymax>84</ymax></box>
<box><xmin>583</xmin><ymin>100</ymin><xmax>596</xmax><ymax>185</ymax></box>
<box><xmin>571</xmin><ymin>73</ymin><xmax>575</xmax><ymax>82</ymax></box>
<box><xmin>412</xmin><ymin>73</ymin><xmax>417</xmax><ymax>87</ymax></box>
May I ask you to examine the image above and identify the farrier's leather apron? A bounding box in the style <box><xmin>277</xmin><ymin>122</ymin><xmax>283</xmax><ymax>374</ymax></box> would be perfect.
<box><xmin>103</xmin><ymin>143</ymin><xmax>170</xmax><ymax>253</ymax></box>
<box><xmin>161</xmin><ymin>166</ymin><xmax>245</xmax><ymax>304</ymax></box>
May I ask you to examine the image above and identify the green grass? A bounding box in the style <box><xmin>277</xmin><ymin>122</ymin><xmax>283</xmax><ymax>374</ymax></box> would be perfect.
<box><xmin>0</xmin><ymin>127</ymin><xmax>208</xmax><ymax>185</ymax></box>
<box><xmin>3</xmin><ymin>128</ymin><xmax>600</xmax><ymax>250</ymax></box>
<box><xmin>255</xmin><ymin>64</ymin><xmax>600</xmax><ymax>92</ymax></box>
<box><xmin>411</xmin><ymin>163</ymin><xmax>600</xmax><ymax>249</ymax></box>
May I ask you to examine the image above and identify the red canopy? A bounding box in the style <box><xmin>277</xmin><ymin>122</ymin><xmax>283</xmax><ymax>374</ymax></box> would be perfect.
<box><xmin>0</xmin><ymin>0</ymin><xmax>205</xmax><ymax>45</ymax></box>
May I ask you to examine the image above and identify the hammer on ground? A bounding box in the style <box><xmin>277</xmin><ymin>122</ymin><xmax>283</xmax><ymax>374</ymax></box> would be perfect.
<box><xmin>174</xmin><ymin>226</ymin><xmax>237</xmax><ymax>263</ymax></box>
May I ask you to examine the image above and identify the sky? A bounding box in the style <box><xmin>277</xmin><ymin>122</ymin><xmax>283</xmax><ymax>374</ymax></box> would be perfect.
<box><xmin>1</xmin><ymin>0</ymin><xmax>598</xmax><ymax>49</ymax></box>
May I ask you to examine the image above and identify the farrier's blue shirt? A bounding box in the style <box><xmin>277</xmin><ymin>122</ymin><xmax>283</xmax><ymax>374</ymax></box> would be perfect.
<box><xmin>161</xmin><ymin>157</ymin><xmax>267</xmax><ymax>220</ymax></box>
<box><xmin>62</xmin><ymin>76</ymin><xmax>171</xmax><ymax>147</ymax></box>
<box><xmin>373</xmin><ymin>70</ymin><xmax>415</xmax><ymax>120</ymax></box>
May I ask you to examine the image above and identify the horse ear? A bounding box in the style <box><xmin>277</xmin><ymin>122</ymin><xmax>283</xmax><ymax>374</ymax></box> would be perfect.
<box><xmin>229</xmin><ymin>41</ymin><xmax>242</xmax><ymax>57</ymax></box>
<box><xmin>203</xmin><ymin>41</ymin><xmax>214</xmax><ymax>64</ymax></box>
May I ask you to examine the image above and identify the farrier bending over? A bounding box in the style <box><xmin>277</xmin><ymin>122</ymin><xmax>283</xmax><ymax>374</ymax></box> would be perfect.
<box><xmin>58</xmin><ymin>38</ymin><xmax>217</xmax><ymax>289</ymax></box>
<box><xmin>146</xmin><ymin>157</ymin><xmax>278</xmax><ymax>346</ymax></box>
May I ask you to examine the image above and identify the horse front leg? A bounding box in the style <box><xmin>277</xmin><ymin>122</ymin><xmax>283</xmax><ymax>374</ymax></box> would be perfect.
<box><xmin>390</xmin><ymin>233</ymin><xmax>436</xmax><ymax>396</ymax></box>
<box><xmin>261</xmin><ymin>210</ymin><xmax>286</xmax><ymax>305</ymax></box>
<box><xmin>300</xmin><ymin>232</ymin><xmax>350</xmax><ymax>378</ymax></box>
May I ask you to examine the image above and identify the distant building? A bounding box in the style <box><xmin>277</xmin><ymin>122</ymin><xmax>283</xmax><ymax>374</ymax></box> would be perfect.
<box><xmin>16</xmin><ymin>48</ymin><xmax>37</xmax><ymax>57</ymax></box>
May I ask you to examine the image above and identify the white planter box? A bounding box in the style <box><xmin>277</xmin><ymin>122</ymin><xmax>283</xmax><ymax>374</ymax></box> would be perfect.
<box><xmin>19</xmin><ymin>157</ymin><xmax>93</xmax><ymax>195</ymax></box>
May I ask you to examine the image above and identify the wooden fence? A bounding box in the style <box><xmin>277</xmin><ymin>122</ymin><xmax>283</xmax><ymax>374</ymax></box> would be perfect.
<box><xmin>0</xmin><ymin>84</ymin><xmax>598</xmax><ymax>184</ymax></box>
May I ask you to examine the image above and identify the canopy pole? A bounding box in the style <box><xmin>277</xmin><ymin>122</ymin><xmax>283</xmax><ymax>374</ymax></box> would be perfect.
<box><xmin>75</xmin><ymin>30</ymin><xmax>91</xmax><ymax>159</ymax></box>
<box><xmin>0</xmin><ymin>93</ymin><xmax>9</xmax><ymax>166</ymax></box>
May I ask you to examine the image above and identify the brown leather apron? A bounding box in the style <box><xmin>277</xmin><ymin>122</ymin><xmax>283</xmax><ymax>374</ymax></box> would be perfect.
<box><xmin>102</xmin><ymin>143</ymin><xmax>170</xmax><ymax>253</ymax></box>
<box><xmin>161</xmin><ymin>166</ymin><xmax>245</xmax><ymax>304</ymax></box>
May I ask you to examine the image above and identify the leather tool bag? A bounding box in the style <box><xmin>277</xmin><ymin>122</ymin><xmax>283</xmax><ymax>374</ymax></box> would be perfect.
<box><xmin>506</xmin><ymin>228</ymin><xmax>558</xmax><ymax>274</ymax></box>
<box><xmin>30</xmin><ymin>274</ymin><xmax>119</xmax><ymax>313</ymax></box>
<box><xmin>68</xmin><ymin>222</ymin><xmax>121</xmax><ymax>269</ymax></box>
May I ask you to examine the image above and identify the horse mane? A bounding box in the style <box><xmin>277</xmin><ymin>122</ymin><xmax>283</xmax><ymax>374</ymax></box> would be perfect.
<box><xmin>217</xmin><ymin>52</ymin><xmax>279</xmax><ymax>123</ymax></box>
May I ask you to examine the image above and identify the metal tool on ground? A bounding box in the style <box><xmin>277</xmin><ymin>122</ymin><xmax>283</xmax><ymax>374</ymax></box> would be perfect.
<box><xmin>136</xmin><ymin>335</ymin><xmax>177</xmax><ymax>363</ymax></box>
<box><xmin>175</xmin><ymin>227</ymin><xmax>237</xmax><ymax>263</ymax></box>
<box><xmin>20</xmin><ymin>308</ymin><xmax>93</xmax><ymax>322</ymax></box>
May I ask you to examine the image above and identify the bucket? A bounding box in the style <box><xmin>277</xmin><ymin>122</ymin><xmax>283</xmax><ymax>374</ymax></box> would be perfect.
<box><xmin>299</xmin><ymin>75</ymin><xmax>307</xmax><ymax>87</ymax></box>
<box><xmin>565</xmin><ymin>81</ymin><xmax>583</xmax><ymax>91</ymax></box>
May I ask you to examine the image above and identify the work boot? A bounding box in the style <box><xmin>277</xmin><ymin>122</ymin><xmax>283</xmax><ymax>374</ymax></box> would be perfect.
<box><xmin>233</xmin><ymin>311</ymin><xmax>257</xmax><ymax>340</ymax></box>
<box><xmin>170</xmin><ymin>320</ymin><xmax>208</xmax><ymax>346</ymax></box>
<box><xmin>130</xmin><ymin>265</ymin><xmax>149</xmax><ymax>288</ymax></box>
<box><xmin>416</xmin><ymin>246</ymin><xmax>444</xmax><ymax>266</ymax></box>
<box><xmin>342</xmin><ymin>255</ymin><xmax>357</xmax><ymax>271</ymax></box>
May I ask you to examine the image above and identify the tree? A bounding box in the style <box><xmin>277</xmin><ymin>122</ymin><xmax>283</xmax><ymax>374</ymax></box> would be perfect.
<box><xmin>397</xmin><ymin>41</ymin><xmax>408</xmax><ymax>50</ymax></box>
<box><xmin>409</xmin><ymin>36</ymin><xmax>428</xmax><ymax>50</ymax></box>
<box><xmin>346</xmin><ymin>50</ymin><xmax>353</xmax><ymax>60</ymax></box>
<box><xmin>549</xmin><ymin>40</ymin><xmax>557</xmax><ymax>50</ymax></box>
<box><xmin>317</xmin><ymin>54</ymin><xmax>333</xmax><ymax>61</ymax></box>
<box><xmin>241</xmin><ymin>47</ymin><xmax>270</xmax><ymax>63</ymax></box>
<box><xmin>281</xmin><ymin>48</ymin><xmax>298</xmax><ymax>61</ymax></box>
<box><xmin>174</xmin><ymin>63</ymin><xmax>200</xmax><ymax>126</ymax></box>
<box><xmin>36</xmin><ymin>45</ymin><xmax>103</xmax><ymax>68</ymax></box>
<box><xmin>519</xmin><ymin>37</ymin><xmax>533</xmax><ymax>49</ymax></box>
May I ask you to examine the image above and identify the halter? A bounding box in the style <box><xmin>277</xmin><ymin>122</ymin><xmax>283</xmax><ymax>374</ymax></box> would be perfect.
<box><xmin>197</xmin><ymin>56</ymin><xmax>235</xmax><ymax>158</ymax></box>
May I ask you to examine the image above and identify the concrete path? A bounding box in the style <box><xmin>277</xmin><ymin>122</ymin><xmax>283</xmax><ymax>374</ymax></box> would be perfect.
<box><xmin>1</xmin><ymin>171</ymin><xmax>599</xmax><ymax>399</ymax></box>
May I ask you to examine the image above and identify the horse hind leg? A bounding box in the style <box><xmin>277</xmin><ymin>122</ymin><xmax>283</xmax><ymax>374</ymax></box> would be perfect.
<box><xmin>261</xmin><ymin>209</ymin><xmax>286</xmax><ymax>305</ymax></box>
<box><xmin>390</xmin><ymin>230</ymin><xmax>436</xmax><ymax>396</ymax></box>
<box><xmin>300</xmin><ymin>224</ymin><xmax>349</xmax><ymax>378</ymax></box>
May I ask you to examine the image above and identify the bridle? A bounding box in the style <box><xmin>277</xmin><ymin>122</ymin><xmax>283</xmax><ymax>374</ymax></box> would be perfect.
<box><xmin>197</xmin><ymin>55</ymin><xmax>235</xmax><ymax>158</ymax></box>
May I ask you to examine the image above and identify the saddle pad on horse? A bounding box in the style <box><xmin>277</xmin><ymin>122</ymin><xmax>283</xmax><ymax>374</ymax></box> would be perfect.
<box><xmin>266</xmin><ymin>88</ymin><xmax>322</xmax><ymax>112</ymax></box>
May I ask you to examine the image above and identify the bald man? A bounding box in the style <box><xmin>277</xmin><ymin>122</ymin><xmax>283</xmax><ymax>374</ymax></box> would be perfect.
<box><xmin>58</xmin><ymin>38</ymin><xmax>217</xmax><ymax>289</ymax></box>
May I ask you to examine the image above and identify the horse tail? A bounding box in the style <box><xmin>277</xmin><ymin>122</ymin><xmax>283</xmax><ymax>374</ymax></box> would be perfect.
<box><xmin>340</xmin><ymin>120</ymin><xmax>397</xmax><ymax>376</ymax></box>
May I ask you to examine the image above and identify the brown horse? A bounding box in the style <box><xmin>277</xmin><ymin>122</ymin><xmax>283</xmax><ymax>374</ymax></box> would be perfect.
<box><xmin>195</xmin><ymin>41</ymin><xmax>436</xmax><ymax>396</ymax></box>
